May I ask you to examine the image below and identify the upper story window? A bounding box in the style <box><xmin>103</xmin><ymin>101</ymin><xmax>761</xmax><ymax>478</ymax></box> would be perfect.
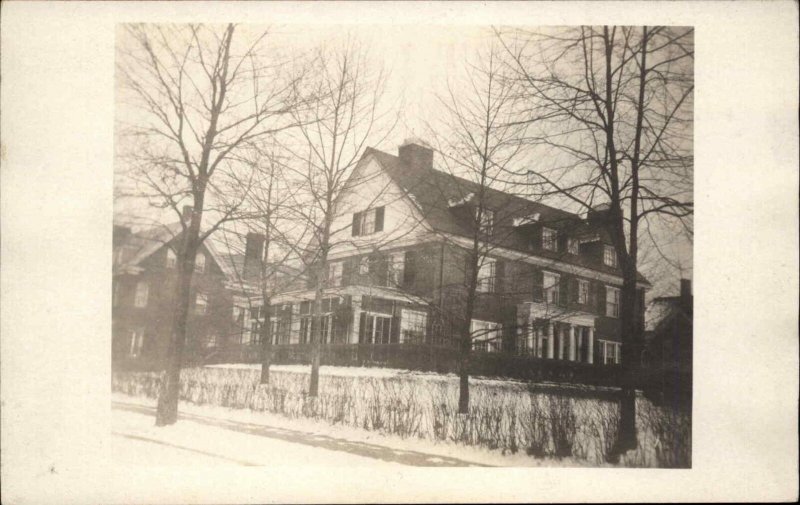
<box><xmin>352</xmin><ymin>206</ymin><xmax>385</xmax><ymax>236</ymax></box>
<box><xmin>195</xmin><ymin>293</ymin><xmax>208</xmax><ymax>315</ymax></box>
<box><xmin>389</xmin><ymin>252</ymin><xmax>405</xmax><ymax>287</ymax></box>
<box><xmin>577</xmin><ymin>279</ymin><xmax>590</xmax><ymax>305</ymax></box>
<box><xmin>358</xmin><ymin>257</ymin><xmax>370</xmax><ymax>275</ymax></box>
<box><xmin>603</xmin><ymin>245</ymin><xmax>618</xmax><ymax>268</ymax></box>
<box><xmin>195</xmin><ymin>252</ymin><xmax>206</xmax><ymax>273</ymax></box>
<box><xmin>542</xmin><ymin>227</ymin><xmax>558</xmax><ymax>251</ymax></box>
<box><xmin>567</xmin><ymin>238</ymin><xmax>579</xmax><ymax>255</ymax></box>
<box><xmin>543</xmin><ymin>271</ymin><xmax>560</xmax><ymax>304</ymax></box>
<box><xmin>327</xmin><ymin>261</ymin><xmax>343</xmax><ymax>287</ymax></box>
<box><xmin>134</xmin><ymin>281</ymin><xmax>149</xmax><ymax>307</ymax></box>
<box><xmin>476</xmin><ymin>258</ymin><xmax>496</xmax><ymax>293</ymax></box>
<box><xmin>476</xmin><ymin>208</ymin><xmax>494</xmax><ymax>235</ymax></box>
<box><xmin>166</xmin><ymin>248</ymin><xmax>177</xmax><ymax>268</ymax></box>
<box><xmin>605</xmin><ymin>286</ymin><xmax>620</xmax><ymax>317</ymax></box>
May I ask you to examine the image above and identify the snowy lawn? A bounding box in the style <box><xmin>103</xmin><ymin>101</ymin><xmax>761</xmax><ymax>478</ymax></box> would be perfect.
<box><xmin>114</xmin><ymin>364</ymin><xmax>690</xmax><ymax>467</ymax></box>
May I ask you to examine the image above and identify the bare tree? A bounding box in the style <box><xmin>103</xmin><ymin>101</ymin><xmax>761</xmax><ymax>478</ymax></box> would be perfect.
<box><xmin>281</xmin><ymin>42</ymin><xmax>397</xmax><ymax>397</ymax></box>
<box><xmin>419</xmin><ymin>43</ymin><xmax>532</xmax><ymax>413</ymax></box>
<box><xmin>221</xmin><ymin>143</ymin><xmax>311</xmax><ymax>384</ymax></box>
<box><xmin>498</xmin><ymin>25</ymin><xmax>694</xmax><ymax>456</ymax></box>
<box><xmin>116</xmin><ymin>23</ymin><xmax>300</xmax><ymax>425</ymax></box>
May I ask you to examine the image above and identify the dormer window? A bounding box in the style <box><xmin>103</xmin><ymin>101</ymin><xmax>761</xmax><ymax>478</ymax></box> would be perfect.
<box><xmin>352</xmin><ymin>206</ymin><xmax>385</xmax><ymax>236</ymax></box>
<box><xmin>542</xmin><ymin>227</ymin><xmax>558</xmax><ymax>251</ymax></box>
<box><xmin>567</xmin><ymin>238</ymin><xmax>579</xmax><ymax>255</ymax></box>
<box><xmin>603</xmin><ymin>245</ymin><xmax>618</xmax><ymax>268</ymax></box>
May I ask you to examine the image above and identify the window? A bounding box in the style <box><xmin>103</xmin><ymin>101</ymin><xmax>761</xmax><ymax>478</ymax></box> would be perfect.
<box><xmin>400</xmin><ymin>309</ymin><xmax>427</xmax><ymax>343</ymax></box>
<box><xmin>603</xmin><ymin>245</ymin><xmax>618</xmax><ymax>268</ymax></box>
<box><xmin>577</xmin><ymin>279</ymin><xmax>589</xmax><ymax>305</ymax></box>
<box><xmin>476</xmin><ymin>208</ymin><xmax>494</xmax><ymax>235</ymax></box>
<box><xmin>129</xmin><ymin>329</ymin><xmax>144</xmax><ymax>358</ymax></box>
<box><xmin>195</xmin><ymin>252</ymin><xmax>206</xmax><ymax>273</ymax></box>
<box><xmin>599</xmin><ymin>340</ymin><xmax>622</xmax><ymax>365</ymax></box>
<box><xmin>299</xmin><ymin>316</ymin><xmax>311</xmax><ymax>344</ymax></box>
<box><xmin>195</xmin><ymin>293</ymin><xmax>208</xmax><ymax>315</ymax></box>
<box><xmin>471</xmin><ymin>319</ymin><xmax>502</xmax><ymax>352</ymax></box>
<box><xmin>166</xmin><ymin>248</ymin><xmax>177</xmax><ymax>268</ymax></box>
<box><xmin>352</xmin><ymin>206</ymin><xmax>385</xmax><ymax>236</ymax></box>
<box><xmin>606</xmin><ymin>286</ymin><xmax>620</xmax><ymax>317</ymax></box>
<box><xmin>327</xmin><ymin>261</ymin><xmax>343</xmax><ymax>287</ymax></box>
<box><xmin>361</xmin><ymin>313</ymin><xmax>394</xmax><ymax>344</ymax></box>
<box><xmin>358</xmin><ymin>257</ymin><xmax>370</xmax><ymax>275</ymax></box>
<box><xmin>233</xmin><ymin>305</ymin><xmax>243</xmax><ymax>322</ymax></box>
<box><xmin>542</xmin><ymin>227</ymin><xmax>558</xmax><ymax>251</ymax></box>
<box><xmin>476</xmin><ymin>258</ymin><xmax>496</xmax><ymax>293</ymax></box>
<box><xmin>543</xmin><ymin>271</ymin><xmax>560</xmax><ymax>304</ymax></box>
<box><xmin>134</xmin><ymin>281</ymin><xmax>149</xmax><ymax>308</ymax></box>
<box><xmin>389</xmin><ymin>252</ymin><xmax>405</xmax><ymax>287</ymax></box>
<box><xmin>205</xmin><ymin>334</ymin><xmax>217</xmax><ymax>348</ymax></box>
<box><xmin>567</xmin><ymin>238</ymin><xmax>579</xmax><ymax>255</ymax></box>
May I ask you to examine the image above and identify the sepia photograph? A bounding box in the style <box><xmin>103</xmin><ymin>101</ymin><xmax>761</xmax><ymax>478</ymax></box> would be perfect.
<box><xmin>1</xmin><ymin>1</ymin><xmax>797</xmax><ymax>503</ymax></box>
<box><xmin>111</xmin><ymin>22</ymin><xmax>694</xmax><ymax>468</ymax></box>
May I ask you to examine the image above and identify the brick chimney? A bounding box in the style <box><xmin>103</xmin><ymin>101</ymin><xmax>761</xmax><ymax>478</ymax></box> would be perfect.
<box><xmin>586</xmin><ymin>203</ymin><xmax>615</xmax><ymax>227</ymax></box>
<box><xmin>398</xmin><ymin>138</ymin><xmax>433</xmax><ymax>170</ymax></box>
<box><xmin>243</xmin><ymin>232</ymin><xmax>265</xmax><ymax>281</ymax></box>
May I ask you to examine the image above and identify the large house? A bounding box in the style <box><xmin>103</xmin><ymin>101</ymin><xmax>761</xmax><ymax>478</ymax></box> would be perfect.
<box><xmin>114</xmin><ymin>140</ymin><xmax>650</xmax><ymax>382</ymax></box>
<box><xmin>112</xmin><ymin>211</ymin><xmax>245</xmax><ymax>368</ymax></box>
<box><xmin>249</xmin><ymin>140</ymin><xmax>649</xmax><ymax>379</ymax></box>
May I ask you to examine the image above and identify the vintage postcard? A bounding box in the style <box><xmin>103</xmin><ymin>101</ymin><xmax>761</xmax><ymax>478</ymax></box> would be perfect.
<box><xmin>1</xmin><ymin>1</ymin><xmax>797</xmax><ymax>503</ymax></box>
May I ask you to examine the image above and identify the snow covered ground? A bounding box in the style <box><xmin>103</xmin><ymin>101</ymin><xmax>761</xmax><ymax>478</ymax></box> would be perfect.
<box><xmin>112</xmin><ymin>393</ymin><xmax>590</xmax><ymax>467</ymax></box>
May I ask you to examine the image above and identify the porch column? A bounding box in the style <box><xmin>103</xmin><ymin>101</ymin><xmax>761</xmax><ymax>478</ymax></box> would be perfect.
<box><xmin>568</xmin><ymin>325</ymin><xmax>576</xmax><ymax>361</ymax></box>
<box><xmin>557</xmin><ymin>324</ymin><xmax>565</xmax><ymax>360</ymax></box>
<box><xmin>587</xmin><ymin>326</ymin><xmax>595</xmax><ymax>364</ymax></box>
<box><xmin>547</xmin><ymin>322</ymin><xmax>555</xmax><ymax>359</ymax></box>
<box><xmin>527</xmin><ymin>324</ymin><xmax>535</xmax><ymax>354</ymax></box>
<box><xmin>350</xmin><ymin>296</ymin><xmax>362</xmax><ymax>344</ymax></box>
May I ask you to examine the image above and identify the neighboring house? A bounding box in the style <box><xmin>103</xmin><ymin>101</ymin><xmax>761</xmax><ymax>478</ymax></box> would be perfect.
<box><xmin>244</xmin><ymin>139</ymin><xmax>649</xmax><ymax>377</ymax></box>
<box><xmin>112</xmin><ymin>210</ymin><xmax>239</xmax><ymax>368</ymax></box>
<box><xmin>643</xmin><ymin>279</ymin><xmax>693</xmax><ymax>396</ymax></box>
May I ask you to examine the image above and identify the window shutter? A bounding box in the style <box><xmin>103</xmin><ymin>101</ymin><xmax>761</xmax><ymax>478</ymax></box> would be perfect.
<box><xmin>532</xmin><ymin>270</ymin><xmax>544</xmax><ymax>302</ymax></box>
<box><xmin>391</xmin><ymin>311</ymin><xmax>401</xmax><ymax>344</ymax></box>
<box><xmin>352</xmin><ymin>212</ymin><xmax>361</xmax><ymax>236</ymax></box>
<box><xmin>341</xmin><ymin>259</ymin><xmax>353</xmax><ymax>286</ymax></box>
<box><xmin>358</xmin><ymin>311</ymin><xmax>366</xmax><ymax>344</ymax></box>
<box><xmin>404</xmin><ymin>250</ymin><xmax>416</xmax><ymax>287</ymax></box>
<box><xmin>495</xmin><ymin>261</ymin><xmax>505</xmax><ymax>293</ymax></box>
<box><xmin>559</xmin><ymin>275</ymin><xmax>569</xmax><ymax>307</ymax></box>
<box><xmin>374</xmin><ymin>206</ymin><xmax>385</xmax><ymax>232</ymax></box>
<box><xmin>597</xmin><ymin>283</ymin><xmax>606</xmax><ymax>314</ymax></box>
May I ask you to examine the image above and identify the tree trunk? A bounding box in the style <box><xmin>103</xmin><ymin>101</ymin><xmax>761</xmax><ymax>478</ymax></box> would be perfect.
<box><xmin>155</xmin><ymin>220</ymin><xmax>200</xmax><ymax>426</ymax></box>
<box><xmin>259</xmin><ymin>300</ymin><xmax>273</xmax><ymax>385</ymax></box>
<box><xmin>458</xmin><ymin>346</ymin><xmax>470</xmax><ymax>414</ymax></box>
<box><xmin>613</xmin><ymin>264</ymin><xmax>641</xmax><ymax>456</ymax></box>
<box><xmin>308</xmin><ymin>265</ymin><xmax>325</xmax><ymax>397</ymax></box>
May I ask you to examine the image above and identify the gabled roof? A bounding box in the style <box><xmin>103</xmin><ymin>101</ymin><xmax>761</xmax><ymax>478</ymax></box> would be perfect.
<box><xmin>114</xmin><ymin>220</ymin><xmax>236</xmax><ymax>279</ymax></box>
<box><xmin>363</xmin><ymin>147</ymin><xmax>579</xmax><ymax>238</ymax></box>
<box><xmin>361</xmin><ymin>147</ymin><xmax>649</xmax><ymax>284</ymax></box>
